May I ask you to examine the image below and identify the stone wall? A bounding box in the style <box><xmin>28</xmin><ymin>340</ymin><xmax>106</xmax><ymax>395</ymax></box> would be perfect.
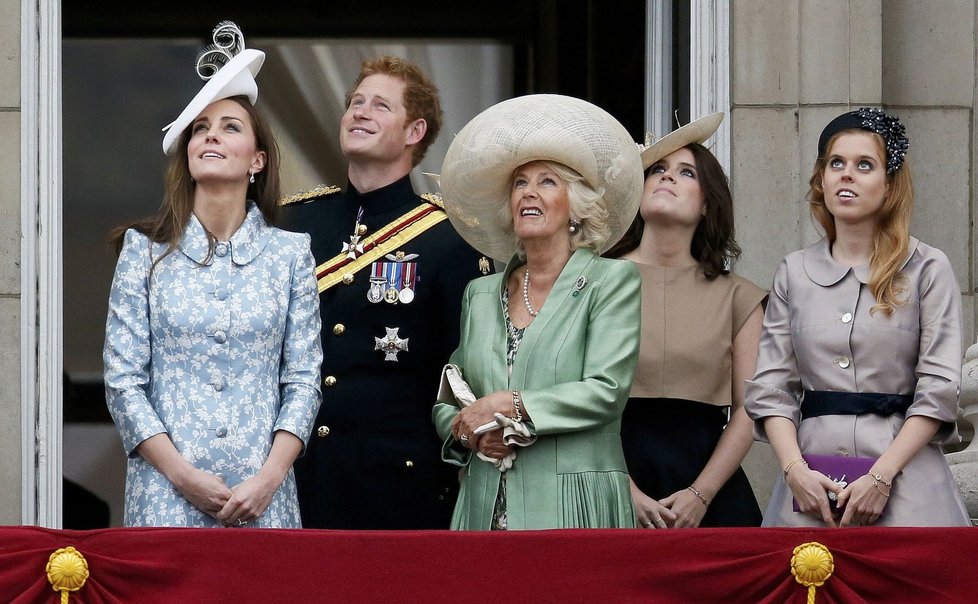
<box><xmin>1</xmin><ymin>0</ymin><xmax>23</xmax><ymax>525</ymax></box>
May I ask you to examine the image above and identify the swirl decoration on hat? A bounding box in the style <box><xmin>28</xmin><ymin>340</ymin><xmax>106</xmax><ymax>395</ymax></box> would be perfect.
<box><xmin>195</xmin><ymin>20</ymin><xmax>247</xmax><ymax>81</ymax></box>
<box><xmin>854</xmin><ymin>107</ymin><xmax>909</xmax><ymax>174</ymax></box>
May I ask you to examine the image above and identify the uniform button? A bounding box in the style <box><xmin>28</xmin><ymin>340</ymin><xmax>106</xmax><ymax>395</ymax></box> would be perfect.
<box><xmin>837</xmin><ymin>357</ymin><xmax>851</xmax><ymax>369</ymax></box>
<box><xmin>342</xmin><ymin>273</ymin><xmax>354</xmax><ymax>285</ymax></box>
<box><xmin>357</xmin><ymin>224</ymin><xmax>368</xmax><ymax>236</ymax></box>
<box><xmin>214</xmin><ymin>331</ymin><xmax>227</xmax><ymax>344</ymax></box>
<box><xmin>405</xmin><ymin>460</ymin><xmax>414</xmax><ymax>468</ymax></box>
<box><xmin>216</xmin><ymin>288</ymin><xmax>228</xmax><ymax>301</ymax></box>
<box><xmin>437</xmin><ymin>494</ymin><xmax>444</xmax><ymax>501</ymax></box>
<box><xmin>317</xmin><ymin>425</ymin><xmax>330</xmax><ymax>438</ymax></box>
<box><xmin>215</xmin><ymin>243</ymin><xmax>228</xmax><ymax>257</ymax></box>
<box><xmin>841</xmin><ymin>312</ymin><xmax>853</xmax><ymax>323</ymax></box>
<box><xmin>324</xmin><ymin>376</ymin><xmax>337</xmax><ymax>387</ymax></box>
<box><xmin>333</xmin><ymin>323</ymin><xmax>346</xmax><ymax>336</ymax></box>
<box><xmin>216</xmin><ymin>426</ymin><xmax>228</xmax><ymax>438</ymax></box>
<box><xmin>212</xmin><ymin>378</ymin><xmax>225</xmax><ymax>391</ymax></box>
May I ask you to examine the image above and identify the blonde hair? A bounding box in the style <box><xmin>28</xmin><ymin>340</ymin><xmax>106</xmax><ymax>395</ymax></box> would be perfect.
<box><xmin>504</xmin><ymin>161</ymin><xmax>610</xmax><ymax>258</ymax></box>
<box><xmin>808</xmin><ymin>130</ymin><xmax>913</xmax><ymax>315</ymax></box>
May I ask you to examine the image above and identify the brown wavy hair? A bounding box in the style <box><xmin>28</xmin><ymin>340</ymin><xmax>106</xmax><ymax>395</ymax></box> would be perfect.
<box><xmin>110</xmin><ymin>96</ymin><xmax>281</xmax><ymax>276</ymax></box>
<box><xmin>605</xmin><ymin>143</ymin><xmax>741</xmax><ymax>280</ymax></box>
<box><xmin>808</xmin><ymin>129</ymin><xmax>912</xmax><ymax>315</ymax></box>
<box><xmin>346</xmin><ymin>56</ymin><xmax>443</xmax><ymax>167</ymax></box>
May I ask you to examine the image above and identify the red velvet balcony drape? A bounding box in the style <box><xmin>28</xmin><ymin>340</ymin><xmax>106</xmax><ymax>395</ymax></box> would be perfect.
<box><xmin>1</xmin><ymin>526</ymin><xmax>974</xmax><ymax>603</ymax></box>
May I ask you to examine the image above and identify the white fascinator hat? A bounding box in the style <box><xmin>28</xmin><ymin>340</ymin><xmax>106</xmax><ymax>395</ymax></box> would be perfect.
<box><xmin>161</xmin><ymin>21</ymin><xmax>265</xmax><ymax>155</ymax></box>
<box><xmin>440</xmin><ymin>94</ymin><xmax>643</xmax><ymax>263</ymax></box>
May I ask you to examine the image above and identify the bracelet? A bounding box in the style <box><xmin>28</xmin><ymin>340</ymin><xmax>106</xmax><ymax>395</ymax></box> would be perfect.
<box><xmin>869</xmin><ymin>471</ymin><xmax>892</xmax><ymax>488</ymax></box>
<box><xmin>870</xmin><ymin>477</ymin><xmax>892</xmax><ymax>497</ymax></box>
<box><xmin>783</xmin><ymin>457</ymin><xmax>808</xmax><ymax>478</ymax></box>
<box><xmin>510</xmin><ymin>390</ymin><xmax>523</xmax><ymax>422</ymax></box>
<box><xmin>687</xmin><ymin>485</ymin><xmax>710</xmax><ymax>507</ymax></box>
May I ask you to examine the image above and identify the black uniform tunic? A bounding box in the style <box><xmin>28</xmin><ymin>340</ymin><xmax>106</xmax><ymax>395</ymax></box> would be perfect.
<box><xmin>280</xmin><ymin>175</ymin><xmax>485</xmax><ymax>529</ymax></box>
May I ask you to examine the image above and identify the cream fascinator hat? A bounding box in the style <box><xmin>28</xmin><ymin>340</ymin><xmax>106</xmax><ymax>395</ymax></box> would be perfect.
<box><xmin>639</xmin><ymin>112</ymin><xmax>723</xmax><ymax>169</ymax></box>
<box><xmin>440</xmin><ymin>94</ymin><xmax>644</xmax><ymax>263</ymax></box>
<box><xmin>161</xmin><ymin>21</ymin><xmax>265</xmax><ymax>155</ymax></box>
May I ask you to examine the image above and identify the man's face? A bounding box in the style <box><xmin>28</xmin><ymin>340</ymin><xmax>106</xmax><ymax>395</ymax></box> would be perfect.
<box><xmin>340</xmin><ymin>73</ymin><xmax>420</xmax><ymax>166</ymax></box>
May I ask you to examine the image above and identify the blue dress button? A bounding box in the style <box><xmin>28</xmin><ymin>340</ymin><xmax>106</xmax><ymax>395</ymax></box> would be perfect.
<box><xmin>215</xmin><ymin>331</ymin><xmax>227</xmax><ymax>344</ymax></box>
<box><xmin>215</xmin><ymin>243</ymin><xmax>228</xmax><ymax>257</ymax></box>
<box><xmin>216</xmin><ymin>426</ymin><xmax>228</xmax><ymax>438</ymax></box>
<box><xmin>212</xmin><ymin>379</ymin><xmax>225</xmax><ymax>392</ymax></box>
<box><xmin>216</xmin><ymin>289</ymin><xmax>228</xmax><ymax>301</ymax></box>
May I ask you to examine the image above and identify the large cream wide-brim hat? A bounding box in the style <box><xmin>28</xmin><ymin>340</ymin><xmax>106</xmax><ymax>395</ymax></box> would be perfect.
<box><xmin>639</xmin><ymin>112</ymin><xmax>723</xmax><ymax>169</ymax></box>
<box><xmin>440</xmin><ymin>94</ymin><xmax>644</xmax><ymax>263</ymax></box>
<box><xmin>161</xmin><ymin>48</ymin><xmax>265</xmax><ymax>155</ymax></box>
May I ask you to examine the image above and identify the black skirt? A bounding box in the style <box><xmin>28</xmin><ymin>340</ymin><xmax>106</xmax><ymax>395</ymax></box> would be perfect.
<box><xmin>621</xmin><ymin>397</ymin><xmax>762</xmax><ymax>527</ymax></box>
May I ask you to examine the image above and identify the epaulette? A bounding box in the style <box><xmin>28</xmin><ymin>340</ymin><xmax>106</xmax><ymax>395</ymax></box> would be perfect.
<box><xmin>420</xmin><ymin>192</ymin><xmax>444</xmax><ymax>209</ymax></box>
<box><xmin>278</xmin><ymin>185</ymin><xmax>341</xmax><ymax>206</ymax></box>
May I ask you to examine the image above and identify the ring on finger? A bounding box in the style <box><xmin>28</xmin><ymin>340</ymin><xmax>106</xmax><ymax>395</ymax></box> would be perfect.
<box><xmin>459</xmin><ymin>433</ymin><xmax>470</xmax><ymax>444</ymax></box>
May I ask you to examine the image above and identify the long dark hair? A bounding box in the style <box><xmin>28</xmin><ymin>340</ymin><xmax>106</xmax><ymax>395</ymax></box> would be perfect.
<box><xmin>604</xmin><ymin>143</ymin><xmax>741</xmax><ymax>280</ymax></box>
<box><xmin>110</xmin><ymin>95</ymin><xmax>281</xmax><ymax>273</ymax></box>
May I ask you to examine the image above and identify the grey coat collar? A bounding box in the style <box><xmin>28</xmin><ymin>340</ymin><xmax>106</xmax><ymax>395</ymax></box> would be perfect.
<box><xmin>803</xmin><ymin>236</ymin><xmax>919</xmax><ymax>286</ymax></box>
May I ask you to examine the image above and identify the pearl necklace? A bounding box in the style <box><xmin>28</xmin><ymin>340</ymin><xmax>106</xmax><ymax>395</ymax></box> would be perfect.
<box><xmin>522</xmin><ymin>268</ymin><xmax>539</xmax><ymax>317</ymax></box>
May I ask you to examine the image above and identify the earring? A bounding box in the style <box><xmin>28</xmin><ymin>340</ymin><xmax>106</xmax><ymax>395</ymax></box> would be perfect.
<box><xmin>569</xmin><ymin>220</ymin><xmax>581</xmax><ymax>234</ymax></box>
<box><xmin>249</xmin><ymin>170</ymin><xmax>256</xmax><ymax>184</ymax></box>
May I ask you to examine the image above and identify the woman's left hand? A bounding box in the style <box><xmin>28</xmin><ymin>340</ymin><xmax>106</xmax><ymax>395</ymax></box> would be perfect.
<box><xmin>836</xmin><ymin>474</ymin><xmax>889</xmax><ymax>527</ymax></box>
<box><xmin>659</xmin><ymin>489</ymin><xmax>708</xmax><ymax>528</ymax></box>
<box><xmin>216</xmin><ymin>472</ymin><xmax>281</xmax><ymax>527</ymax></box>
<box><xmin>451</xmin><ymin>391</ymin><xmax>513</xmax><ymax>444</ymax></box>
<box><xmin>476</xmin><ymin>430</ymin><xmax>514</xmax><ymax>460</ymax></box>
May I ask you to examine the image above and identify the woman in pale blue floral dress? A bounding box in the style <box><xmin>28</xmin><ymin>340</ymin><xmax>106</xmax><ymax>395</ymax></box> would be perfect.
<box><xmin>103</xmin><ymin>23</ymin><xmax>322</xmax><ymax>528</ymax></box>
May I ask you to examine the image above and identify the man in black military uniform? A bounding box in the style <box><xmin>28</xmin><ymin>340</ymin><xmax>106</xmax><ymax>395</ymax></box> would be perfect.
<box><xmin>279</xmin><ymin>56</ymin><xmax>488</xmax><ymax>529</ymax></box>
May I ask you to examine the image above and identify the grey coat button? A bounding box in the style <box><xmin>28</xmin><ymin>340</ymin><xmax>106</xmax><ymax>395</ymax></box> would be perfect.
<box><xmin>841</xmin><ymin>312</ymin><xmax>853</xmax><ymax>323</ymax></box>
<box><xmin>837</xmin><ymin>357</ymin><xmax>851</xmax><ymax>369</ymax></box>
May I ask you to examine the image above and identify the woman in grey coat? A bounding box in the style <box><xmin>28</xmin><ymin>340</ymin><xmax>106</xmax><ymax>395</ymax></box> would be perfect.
<box><xmin>745</xmin><ymin>108</ymin><xmax>969</xmax><ymax>527</ymax></box>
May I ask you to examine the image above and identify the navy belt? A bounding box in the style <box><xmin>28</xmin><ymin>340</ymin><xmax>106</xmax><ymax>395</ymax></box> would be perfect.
<box><xmin>801</xmin><ymin>390</ymin><xmax>913</xmax><ymax>420</ymax></box>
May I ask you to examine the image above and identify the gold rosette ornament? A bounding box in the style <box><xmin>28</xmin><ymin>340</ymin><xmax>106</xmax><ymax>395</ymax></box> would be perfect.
<box><xmin>790</xmin><ymin>541</ymin><xmax>834</xmax><ymax>604</ymax></box>
<box><xmin>46</xmin><ymin>546</ymin><xmax>89</xmax><ymax>604</ymax></box>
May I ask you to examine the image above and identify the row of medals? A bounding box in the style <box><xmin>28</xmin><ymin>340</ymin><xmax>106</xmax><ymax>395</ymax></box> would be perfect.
<box><xmin>345</xmin><ymin>213</ymin><xmax>417</xmax><ymax>305</ymax></box>
<box><xmin>368</xmin><ymin>275</ymin><xmax>415</xmax><ymax>305</ymax></box>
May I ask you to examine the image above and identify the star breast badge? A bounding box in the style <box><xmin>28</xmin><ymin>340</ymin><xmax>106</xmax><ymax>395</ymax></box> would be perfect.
<box><xmin>374</xmin><ymin>327</ymin><xmax>409</xmax><ymax>361</ymax></box>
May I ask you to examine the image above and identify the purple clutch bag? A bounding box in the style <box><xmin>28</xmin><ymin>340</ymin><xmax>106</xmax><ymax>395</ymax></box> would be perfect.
<box><xmin>791</xmin><ymin>454</ymin><xmax>876</xmax><ymax>513</ymax></box>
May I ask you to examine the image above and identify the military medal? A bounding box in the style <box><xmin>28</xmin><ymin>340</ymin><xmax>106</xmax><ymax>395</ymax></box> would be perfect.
<box><xmin>398</xmin><ymin>262</ymin><xmax>416</xmax><ymax>304</ymax></box>
<box><xmin>341</xmin><ymin>206</ymin><xmax>366</xmax><ymax>259</ymax></box>
<box><xmin>375</xmin><ymin>327</ymin><xmax>409</xmax><ymax>361</ymax></box>
<box><xmin>367</xmin><ymin>276</ymin><xmax>385</xmax><ymax>303</ymax></box>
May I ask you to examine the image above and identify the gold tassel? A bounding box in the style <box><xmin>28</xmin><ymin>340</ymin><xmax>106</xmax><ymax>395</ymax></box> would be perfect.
<box><xmin>790</xmin><ymin>541</ymin><xmax>834</xmax><ymax>604</ymax></box>
<box><xmin>46</xmin><ymin>546</ymin><xmax>89</xmax><ymax>604</ymax></box>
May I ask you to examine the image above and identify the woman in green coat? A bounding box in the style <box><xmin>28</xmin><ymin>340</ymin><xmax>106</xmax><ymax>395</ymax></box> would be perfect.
<box><xmin>435</xmin><ymin>94</ymin><xmax>644</xmax><ymax>529</ymax></box>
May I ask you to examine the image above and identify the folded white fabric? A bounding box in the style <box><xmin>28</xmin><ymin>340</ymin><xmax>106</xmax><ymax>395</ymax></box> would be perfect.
<box><xmin>437</xmin><ymin>364</ymin><xmax>537</xmax><ymax>472</ymax></box>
